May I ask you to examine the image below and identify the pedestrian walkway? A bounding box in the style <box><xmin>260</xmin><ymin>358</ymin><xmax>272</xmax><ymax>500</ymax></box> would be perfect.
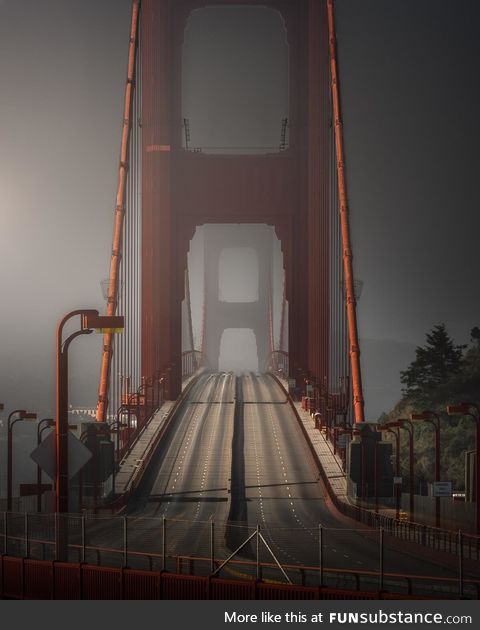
<box><xmin>114</xmin><ymin>400</ymin><xmax>175</xmax><ymax>495</ymax></box>
<box><xmin>279</xmin><ymin>382</ymin><xmax>397</xmax><ymax>520</ymax></box>
<box><xmin>290</xmin><ymin>399</ymin><xmax>349</xmax><ymax>503</ymax></box>
<box><xmin>114</xmin><ymin>373</ymin><xmax>199</xmax><ymax>497</ymax></box>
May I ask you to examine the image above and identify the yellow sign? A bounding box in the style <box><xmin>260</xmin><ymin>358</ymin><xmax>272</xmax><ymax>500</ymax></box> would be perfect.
<box><xmin>95</xmin><ymin>328</ymin><xmax>124</xmax><ymax>334</ymax></box>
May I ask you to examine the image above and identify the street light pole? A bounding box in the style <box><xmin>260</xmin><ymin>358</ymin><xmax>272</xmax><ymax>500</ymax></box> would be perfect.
<box><xmin>37</xmin><ymin>418</ymin><xmax>54</xmax><ymax>512</ymax></box>
<box><xmin>446</xmin><ymin>403</ymin><xmax>480</xmax><ymax>536</ymax></box>
<box><xmin>379</xmin><ymin>423</ymin><xmax>401</xmax><ymax>520</ymax></box>
<box><xmin>56</xmin><ymin>311</ymin><xmax>93</xmax><ymax>515</ymax></box>
<box><xmin>7</xmin><ymin>409</ymin><xmax>37</xmax><ymax>511</ymax></box>
<box><xmin>411</xmin><ymin>410</ymin><xmax>441</xmax><ymax>528</ymax></box>
<box><xmin>109</xmin><ymin>417</ymin><xmax>128</xmax><ymax>498</ymax></box>
<box><xmin>137</xmin><ymin>377</ymin><xmax>154</xmax><ymax>429</ymax></box>
<box><xmin>113</xmin><ymin>407</ymin><xmax>126</xmax><ymax>462</ymax></box>
<box><xmin>55</xmin><ymin>310</ymin><xmax>124</xmax><ymax>561</ymax></box>
<box><xmin>397</xmin><ymin>419</ymin><xmax>415</xmax><ymax>522</ymax></box>
<box><xmin>56</xmin><ymin>309</ymin><xmax>124</xmax><ymax>515</ymax></box>
<box><xmin>125</xmin><ymin>390</ymin><xmax>140</xmax><ymax>452</ymax></box>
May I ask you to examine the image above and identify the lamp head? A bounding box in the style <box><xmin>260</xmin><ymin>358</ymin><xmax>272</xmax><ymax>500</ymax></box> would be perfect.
<box><xmin>447</xmin><ymin>403</ymin><xmax>471</xmax><ymax>416</ymax></box>
<box><xmin>21</xmin><ymin>411</ymin><xmax>37</xmax><ymax>420</ymax></box>
<box><xmin>410</xmin><ymin>412</ymin><xmax>428</xmax><ymax>421</ymax></box>
<box><xmin>81</xmin><ymin>311</ymin><xmax>124</xmax><ymax>334</ymax></box>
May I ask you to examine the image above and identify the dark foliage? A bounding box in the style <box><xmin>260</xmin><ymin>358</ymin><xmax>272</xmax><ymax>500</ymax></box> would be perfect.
<box><xmin>380</xmin><ymin>325</ymin><xmax>480</xmax><ymax>490</ymax></box>
<box><xmin>399</xmin><ymin>324</ymin><xmax>465</xmax><ymax>400</ymax></box>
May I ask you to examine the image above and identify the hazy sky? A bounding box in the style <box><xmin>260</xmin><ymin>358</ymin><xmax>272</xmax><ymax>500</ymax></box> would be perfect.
<box><xmin>1</xmin><ymin>0</ymin><xmax>479</xmax><ymax>428</ymax></box>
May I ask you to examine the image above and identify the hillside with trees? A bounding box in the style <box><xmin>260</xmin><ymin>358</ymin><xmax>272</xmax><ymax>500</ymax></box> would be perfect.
<box><xmin>378</xmin><ymin>324</ymin><xmax>480</xmax><ymax>491</ymax></box>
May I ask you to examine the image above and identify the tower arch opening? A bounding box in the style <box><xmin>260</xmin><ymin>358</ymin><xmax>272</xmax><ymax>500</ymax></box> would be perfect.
<box><xmin>182</xmin><ymin>5</ymin><xmax>289</xmax><ymax>154</ymax></box>
<box><xmin>183</xmin><ymin>223</ymin><xmax>288</xmax><ymax>372</ymax></box>
<box><xmin>219</xmin><ymin>246</ymin><xmax>259</xmax><ymax>303</ymax></box>
<box><xmin>219</xmin><ymin>328</ymin><xmax>258</xmax><ymax>373</ymax></box>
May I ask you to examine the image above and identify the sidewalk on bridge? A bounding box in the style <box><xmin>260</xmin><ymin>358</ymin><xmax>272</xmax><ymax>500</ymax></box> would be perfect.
<box><xmin>290</xmin><ymin>398</ymin><xmax>349</xmax><ymax>503</ymax></box>
<box><xmin>114</xmin><ymin>401</ymin><xmax>175</xmax><ymax>496</ymax></box>
<box><xmin>114</xmin><ymin>374</ymin><xmax>198</xmax><ymax>497</ymax></box>
<box><xmin>286</xmin><ymin>390</ymin><xmax>397</xmax><ymax>520</ymax></box>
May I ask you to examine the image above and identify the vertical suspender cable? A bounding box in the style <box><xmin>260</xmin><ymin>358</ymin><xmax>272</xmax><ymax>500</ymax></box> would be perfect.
<box><xmin>135</xmin><ymin>38</ymin><xmax>142</xmax><ymax>392</ymax></box>
<box><xmin>97</xmin><ymin>0</ymin><xmax>141</xmax><ymax>422</ymax></box>
<box><xmin>185</xmin><ymin>266</ymin><xmax>195</xmax><ymax>354</ymax></box>
<box><xmin>279</xmin><ymin>284</ymin><xmax>286</xmax><ymax>354</ymax></box>
<box><xmin>200</xmin><ymin>256</ymin><xmax>207</xmax><ymax>361</ymax></box>
<box><xmin>327</xmin><ymin>0</ymin><xmax>364</xmax><ymax>423</ymax></box>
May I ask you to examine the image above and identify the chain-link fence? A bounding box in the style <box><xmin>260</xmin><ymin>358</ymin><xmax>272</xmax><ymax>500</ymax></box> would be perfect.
<box><xmin>0</xmin><ymin>511</ymin><xmax>479</xmax><ymax>598</ymax></box>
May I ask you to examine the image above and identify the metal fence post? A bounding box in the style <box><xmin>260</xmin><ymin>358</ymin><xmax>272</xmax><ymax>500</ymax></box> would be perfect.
<box><xmin>379</xmin><ymin>527</ymin><xmax>384</xmax><ymax>592</ymax></box>
<box><xmin>256</xmin><ymin>525</ymin><xmax>260</xmax><ymax>581</ymax></box>
<box><xmin>4</xmin><ymin>512</ymin><xmax>7</xmax><ymax>555</ymax></box>
<box><xmin>24</xmin><ymin>512</ymin><xmax>29</xmax><ymax>558</ymax></box>
<box><xmin>81</xmin><ymin>514</ymin><xmax>86</xmax><ymax>563</ymax></box>
<box><xmin>54</xmin><ymin>512</ymin><xmax>58</xmax><ymax>561</ymax></box>
<box><xmin>162</xmin><ymin>517</ymin><xmax>166</xmax><ymax>571</ymax></box>
<box><xmin>210</xmin><ymin>520</ymin><xmax>215</xmax><ymax>573</ymax></box>
<box><xmin>319</xmin><ymin>524</ymin><xmax>324</xmax><ymax>586</ymax></box>
<box><xmin>123</xmin><ymin>516</ymin><xmax>128</xmax><ymax>567</ymax></box>
<box><xmin>458</xmin><ymin>530</ymin><xmax>463</xmax><ymax>598</ymax></box>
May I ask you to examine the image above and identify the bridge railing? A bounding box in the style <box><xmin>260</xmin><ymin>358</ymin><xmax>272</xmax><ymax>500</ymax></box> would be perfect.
<box><xmin>305</xmin><ymin>418</ymin><xmax>480</xmax><ymax>558</ymax></box>
<box><xmin>272</xmin><ymin>372</ymin><xmax>480</xmax><ymax>563</ymax></box>
<box><xmin>265</xmin><ymin>351</ymin><xmax>289</xmax><ymax>379</ymax></box>
<box><xmin>0</xmin><ymin>512</ymin><xmax>478</xmax><ymax>599</ymax></box>
<box><xmin>0</xmin><ymin>555</ymin><xmax>448</xmax><ymax>601</ymax></box>
<box><xmin>109</xmin><ymin>370</ymin><xmax>168</xmax><ymax>464</ymax></box>
<box><xmin>181</xmin><ymin>350</ymin><xmax>205</xmax><ymax>380</ymax></box>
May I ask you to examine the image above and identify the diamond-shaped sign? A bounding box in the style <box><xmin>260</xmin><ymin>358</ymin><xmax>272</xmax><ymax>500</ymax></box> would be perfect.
<box><xmin>30</xmin><ymin>431</ymin><xmax>93</xmax><ymax>480</ymax></box>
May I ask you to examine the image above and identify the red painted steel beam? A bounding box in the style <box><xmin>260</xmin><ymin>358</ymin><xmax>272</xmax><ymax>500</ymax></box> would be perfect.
<box><xmin>327</xmin><ymin>0</ymin><xmax>365</xmax><ymax>423</ymax></box>
<box><xmin>97</xmin><ymin>0</ymin><xmax>141</xmax><ymax>422</ymax></box>
<box><xmin>305</xmin><ymin>0</ymin><xmax>330</xmax><ymax>400</ymax></box>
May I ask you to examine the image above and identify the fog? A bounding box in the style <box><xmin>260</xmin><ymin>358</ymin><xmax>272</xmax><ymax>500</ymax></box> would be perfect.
<box><xmin>1</xmin><ymin>1</ymin><xmax>480</xmax><ymax>493</ymax></box>
<box><xmin>186</xmin><ymin>224</ymin><xmax>285</xmax><ymax>374</ymax></box>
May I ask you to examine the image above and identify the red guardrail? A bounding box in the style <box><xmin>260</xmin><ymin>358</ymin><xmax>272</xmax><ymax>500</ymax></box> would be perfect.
<box><xmin>0</xmin><ymin>556</ymin><xmax>434</xmax><ymax>600</ymax></box>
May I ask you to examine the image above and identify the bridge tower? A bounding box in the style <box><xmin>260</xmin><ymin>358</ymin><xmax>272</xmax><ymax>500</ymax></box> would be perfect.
<box><xmin>202</xmin><ymin>224</ymin><xmax>274</xmax><ymax>372</ymax></box>
<box><xmin>141</xmin><ymin>0</ymin><xmax>332</xmax><ymax>399</ymax></box>
<box><xmin>97</xmin><ymin>0</ymin><xmax>365</xmax><ymax>425</ymax></box>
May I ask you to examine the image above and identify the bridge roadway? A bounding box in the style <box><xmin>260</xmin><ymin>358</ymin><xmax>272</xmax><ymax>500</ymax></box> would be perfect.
<box><xmin>117</xmin><ymin>372</ymin><xmax>467</xmax><ymax>590</ymax></box>
<box><xmin>128</xmin><ymin>372</ymin><xmax>235</xmax><ymax>559</ymax></box>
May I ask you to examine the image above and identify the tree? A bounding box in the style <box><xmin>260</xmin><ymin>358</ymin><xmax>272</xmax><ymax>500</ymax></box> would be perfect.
<box><xmin>400</xmin><ymin>324</ymin><xmax>465</xmax><ymax>398</ymax></box>
<box><xmin>462</xmin><ymin>326</ymin><xmax>480</xmax><ymax>376</ymax></box>
<box><xmin>471</xmin><ymin>326</ymin><xmax>480</xmax><ymax>346</ymax></box>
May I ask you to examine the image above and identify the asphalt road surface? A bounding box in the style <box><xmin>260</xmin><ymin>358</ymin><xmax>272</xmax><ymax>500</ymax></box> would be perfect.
<box><xmin>120</xmin><ymin>372</ymin><xmax>475</xmax><ymax>595</ymax></box>
<box><xmin>128</xmin><ymin>371</ymin><xmax>235</xmax><ymax>562</ymax></box>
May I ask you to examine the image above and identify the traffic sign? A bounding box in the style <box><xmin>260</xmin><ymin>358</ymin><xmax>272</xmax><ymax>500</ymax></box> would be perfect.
<box><xmin>433</xmin><ymin>481</ymin><xmax>453</xmax><ymax>497</ymax></box>
<box><xmin>30</xmin><ymin>431</ymin><xmax>92</xmax><ymax>480</ymax></box>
